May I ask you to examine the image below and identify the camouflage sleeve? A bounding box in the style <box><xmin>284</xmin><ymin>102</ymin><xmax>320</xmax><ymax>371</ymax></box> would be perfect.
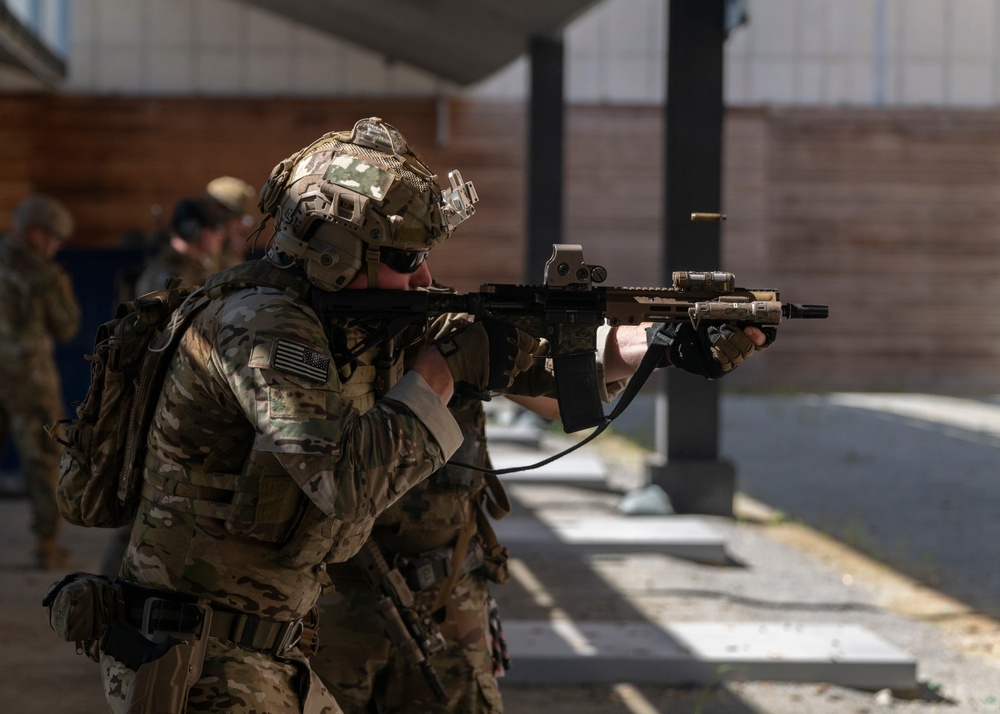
<box><xmin>40</xmin><ymin>263</ymin><xmax>81</xmax><ymax>342</ymax></box>
<box><xmin>211</xmin><ymin>290</ymin><xmax>461</xmax><ymax>523</ymax></box>
<box><xmin>381</xmin><ymin>372</ymin><xmax>464</xmax><ymax>453</ymax></box>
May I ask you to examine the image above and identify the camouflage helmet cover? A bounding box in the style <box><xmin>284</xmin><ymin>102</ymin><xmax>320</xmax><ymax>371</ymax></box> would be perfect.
<box><xmin>259</xmin><ymin>117</ymin><xmax>478</xmax><ymax>291</ymax></box>
<box><xmin>12</xmin><ymin>194</ymin><xmax>74</xmax><ymax>240</ymax></box>
<box><xmin>206</xmin><ymin>176</ymin><xmax>257</xmax><ymax>216</ymax></box>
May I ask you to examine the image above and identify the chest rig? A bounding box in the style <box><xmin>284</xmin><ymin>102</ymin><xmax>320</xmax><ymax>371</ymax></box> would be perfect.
<box><xmin>323</xmin><ymin>317</ymin><xmax>409</xmax><ymax>411</ymax></box>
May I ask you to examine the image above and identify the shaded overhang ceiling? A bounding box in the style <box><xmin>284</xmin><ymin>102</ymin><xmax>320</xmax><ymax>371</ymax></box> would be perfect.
<box><xmin>237</xmin><ymin>0</ymin><xmax>602</xmax><ymax>86</ymax></box>
<box><xmin>0</xmin><ymin>3</ymin><xmax>65</xmax><ymax>88</ymax></box>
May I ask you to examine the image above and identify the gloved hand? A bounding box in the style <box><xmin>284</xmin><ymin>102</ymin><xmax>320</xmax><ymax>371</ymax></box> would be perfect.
<box><xmin>646</xmin><ymin>322</ymin><xmax>768</xmax><ymax>379</ymax></box>
<box><xmin>434</xmin><ymin>319</ymin><xmax>542</xmax><ymax>392</ymax></box>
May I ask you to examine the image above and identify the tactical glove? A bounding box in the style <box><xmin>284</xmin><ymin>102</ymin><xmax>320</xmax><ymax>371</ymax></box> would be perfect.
<box><xmin>435</xmin><ymin>320</ymin><xmax>542</xmax><ymax>392</ymax></box>
<box><xmin>647</xmin><ymin>322</ymin><xmax>765</xmax><ymax>379</ymax></box>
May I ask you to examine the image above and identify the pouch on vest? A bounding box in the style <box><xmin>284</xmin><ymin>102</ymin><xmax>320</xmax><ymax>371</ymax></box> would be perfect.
<box><xmin>42</xmin><ymin>571</ymin><xmax>124</xmax><ymax>661</ymax></box>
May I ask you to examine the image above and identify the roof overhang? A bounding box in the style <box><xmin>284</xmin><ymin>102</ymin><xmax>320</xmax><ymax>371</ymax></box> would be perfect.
<box><xmin>0</xmin><ymin>4</ymin><xmax>65</xmax><ymax>89</ymax></box>
<box><xmin>237</xmin><ymin>0</ymin><xmax>602</xmax><ymax>86</ymax></box>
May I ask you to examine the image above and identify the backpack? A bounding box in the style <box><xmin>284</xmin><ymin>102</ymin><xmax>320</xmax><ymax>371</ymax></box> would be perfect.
<box><xmin>47</xmin><ymin>281</ymin><xmax>210</xmax><ymax>528</ymax></box>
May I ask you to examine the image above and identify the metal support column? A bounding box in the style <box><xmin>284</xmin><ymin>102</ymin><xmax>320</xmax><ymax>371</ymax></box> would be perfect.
<box><xmin>525</xmin><ymin>34</ymin><xmax>564</xmax><ymax>282</ymax></box>
<box><xmin>649</xmin><ymin>1</ymin><xmax>733</xmax><ymax>516</ymax></box>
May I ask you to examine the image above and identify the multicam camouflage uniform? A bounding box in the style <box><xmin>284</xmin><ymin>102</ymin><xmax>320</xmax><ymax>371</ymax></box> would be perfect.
<box><xmin>311</xmin><ymin>394</ymin><xmax>509</xmax><ymax>713</ymax></box>
<box><xmin>310</xmin><ymin>306</ymin><xmax>627</xmax><ymax>714</ymax></box>
<box><xmin>100</xmin><ymin>260</ymin><xmax>465</xmax><ymax>713</ymax></box>
<box><xmin>0</xmin><ymin>232</ymin><xmax>80</xmax><ymax>558</ymax></box>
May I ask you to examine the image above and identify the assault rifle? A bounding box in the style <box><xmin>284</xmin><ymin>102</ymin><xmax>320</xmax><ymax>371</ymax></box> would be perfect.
<box><xmin>352</xmin><ymin>539</ymin><xmax>448</xmax><ymax>701</ymax></box>
<box><xmin>312</xmin><ymin>244</ymin><xmax>828</xmax><ymax>433</ymax></box>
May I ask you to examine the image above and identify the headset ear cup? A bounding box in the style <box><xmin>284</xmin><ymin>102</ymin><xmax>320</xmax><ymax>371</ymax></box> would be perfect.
<box><xmin>302</xmin><ymin>230</ymin><xmax>366</xmax><ymax>291</ymax></box>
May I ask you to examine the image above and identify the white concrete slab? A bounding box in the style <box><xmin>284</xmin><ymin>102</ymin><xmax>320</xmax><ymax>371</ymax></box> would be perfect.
<box><xmin>495</xmin><ymin>514</ymin><xmax>729</xmax><ymax>564</ymax></box>
<box><xmin>501</xmin><ymin>620</ymin><xmax>917</xmax><ymax>693</ymax></box>
<box><xmin>485</xmin><ymin>423</ymin><xmax>543</xmax><ymax>448</ymax></box>
<box><xmin>825</xmin><ymin>393</ymin><xmax>1000</xmax><ymax>437</ymax></box>
<box><xmin>491</xmin><ymin>448</ymin><xmax>609</xmax><ymax>489</ymax></box>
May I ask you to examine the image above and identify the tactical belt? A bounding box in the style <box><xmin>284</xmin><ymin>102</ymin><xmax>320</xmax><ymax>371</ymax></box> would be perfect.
<box><xmin>118</xmin><ymin>582</ymin><xmax>304</xmax><ymax>657</ymax></box>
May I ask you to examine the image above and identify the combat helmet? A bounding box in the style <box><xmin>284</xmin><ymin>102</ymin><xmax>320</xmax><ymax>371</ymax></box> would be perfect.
<box><xmin>206</xmin><ymin>176</ymin><xmax>257</xmax><ymax>217</ymax></box>
<box><xmin>12</xmin><ymin>194</ymin><xmax>74</xmax><ymax>240</ymax></box>
<box><xmin>258</xmin><ymin>117</ymin><xmax>478</xmax><ymax>291</ymax></box>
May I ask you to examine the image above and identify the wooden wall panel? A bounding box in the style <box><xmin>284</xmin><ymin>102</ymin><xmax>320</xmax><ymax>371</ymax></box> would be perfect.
<box><xmin>5</xmin><ymin>95</ymin><xmax>1000</xmax><ymax>393</ymax></box>
<box><xmin>723</xmin><ymin>107</ymin><xmax>1000</xmax><ymax>392</ymax></box>
<box><xmin>0</xmin><ymin>98</ymin><xmax>36</xmax><ymax>228</ymax></box>
<box><xmin>417</xmin><ymin>100</ymin><xmax>526</xmax><ymax>291</ymax></box>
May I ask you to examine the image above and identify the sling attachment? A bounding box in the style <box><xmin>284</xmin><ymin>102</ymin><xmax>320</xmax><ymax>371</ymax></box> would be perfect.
<box><xmin>451</xmin><ymin>329</ymin><xmax>670</xmax><ymax>476</ymax></box>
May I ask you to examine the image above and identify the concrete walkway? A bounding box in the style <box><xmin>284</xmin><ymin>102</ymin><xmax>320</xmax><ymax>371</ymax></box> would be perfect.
<box><xmin>495</xmin><ymin>393</ymin><xmax>1000</xmax><ymax>713</ymax></box>
<box><xmin>5</xmin><ymin>393</ymin><xmax>1000</xmax><ymax>713</ymax></box>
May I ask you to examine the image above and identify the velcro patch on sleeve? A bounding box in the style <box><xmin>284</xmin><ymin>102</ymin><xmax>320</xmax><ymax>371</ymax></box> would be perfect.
<box><xmin>271</xmin><ymin>339</ymin><xmax>330</xmax><ymax>383</ymax></box>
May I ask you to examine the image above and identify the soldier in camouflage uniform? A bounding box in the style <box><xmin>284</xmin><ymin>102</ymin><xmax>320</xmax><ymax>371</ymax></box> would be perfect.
<box><xmin>309</xmin><ymin>267</ymin><xmax>571</xmax><ymax>714</ymax></box>
<box><xmin>310</xmin><ymin>391</ymin><xmax>518</xmax><ymax>713</ymax></box>
<box><xmin>95</xmin><ymin>118</ymin><xmax>548</xmax><ymax>714</ymax></box>
<box><xmin>205</xmin><ymin>175</ymin><xmax>261</xmax><ymax>268</ymax></box>
<box><xmin>0</xmin><ymin>194</ymin><xmax>81</xmax><ymax>569</ymax></box>
<box><xmin>90</xmin><ymin>117</ymin><xmax>766</xmax><ymax>713</ymax></box>
<box><xmin>132</xmin><ymin>195</ymin><xmax>231</xmax><ymax>297</ymax></box>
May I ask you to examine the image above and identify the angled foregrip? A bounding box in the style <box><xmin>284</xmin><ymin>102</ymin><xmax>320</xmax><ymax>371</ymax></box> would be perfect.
<box><xmin>553</xmin><ymin>352</ymin><xmax>606</xmax><ymax>433</ymax></box>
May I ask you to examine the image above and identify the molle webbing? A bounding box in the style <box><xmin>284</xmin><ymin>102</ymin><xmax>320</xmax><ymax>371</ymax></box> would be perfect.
<box><xmin>142</xmin><ymin>465</ymin><xmax>305</xmax><ymax>543</ymax></box>
<box><xmin>330</xmin><ymin>321</ymin><xmax>404</xmax><ymax>402</ymax></box>
<box><xmin>338</xmin><ymin>364</ymin><xmax>377</xmax><ymax>410</ymax></box>
<box><xmin>141</xmin><ymin>471</ymin><xmax>237</xmax><ymax>520</ymax></box>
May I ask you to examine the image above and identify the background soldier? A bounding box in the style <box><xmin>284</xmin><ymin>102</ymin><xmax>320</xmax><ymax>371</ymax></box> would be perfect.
<box><xmin>310</xmin><ymin>267</ymin><xmax>562</xmax><ymax>713</ymax></box>
<box><xmin>101</xmin><ymin>181</ymin><xmax>255</xmax><ymax>578</ymax></box>
<box><xmin>0</xmin><ymin>194</ymin><xmax>81</xmax><ymax>569</ymax></box>
<box><xmin>100</xmin><ymin>193</ymin><xmax>234</xmax><ymax>577</ymax></box>
<box><xmin>205</xmin><ymin>175</ymin><xmax>260</xmax><ymax>268</ymax></box>
<box><xmin>131</xmin><ymin>194</ymin><xmax>230</xmax><ymax>296</ymax></box>
<box><xmin>312</xmin><ymin>392</ymin><xmax>526</xmax><ymax>712</ymax></box>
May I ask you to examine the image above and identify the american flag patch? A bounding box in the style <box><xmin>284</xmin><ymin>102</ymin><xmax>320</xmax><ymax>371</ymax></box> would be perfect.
<box><xmin>271</xmin><ymin>339</ymin><xmax>330</xmax><ymax>382</ymax></box>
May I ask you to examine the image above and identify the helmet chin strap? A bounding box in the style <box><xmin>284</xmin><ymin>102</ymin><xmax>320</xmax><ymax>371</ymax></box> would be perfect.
<box><xmin>365</xmin><ymin>244</ymin><xmax>380</xmax><ymax>288</ymax></box>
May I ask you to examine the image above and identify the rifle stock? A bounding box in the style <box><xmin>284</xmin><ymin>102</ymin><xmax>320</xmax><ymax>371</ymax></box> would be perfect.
<box><xmin>312</xmin><ymin>244</ymin><xmax>828</xmax><ymax>432</ymax></box>
<box><xmin>353</xmin><ymin>540</ymin><xmax>447</xmax><ymax>701</ymax></box>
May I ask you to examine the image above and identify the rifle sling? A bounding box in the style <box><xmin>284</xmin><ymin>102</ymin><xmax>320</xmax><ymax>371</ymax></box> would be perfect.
<box><xmin>451</xmin><ymin>332</ymin><xmax>669</xmax><ymax>476</ymax></box>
